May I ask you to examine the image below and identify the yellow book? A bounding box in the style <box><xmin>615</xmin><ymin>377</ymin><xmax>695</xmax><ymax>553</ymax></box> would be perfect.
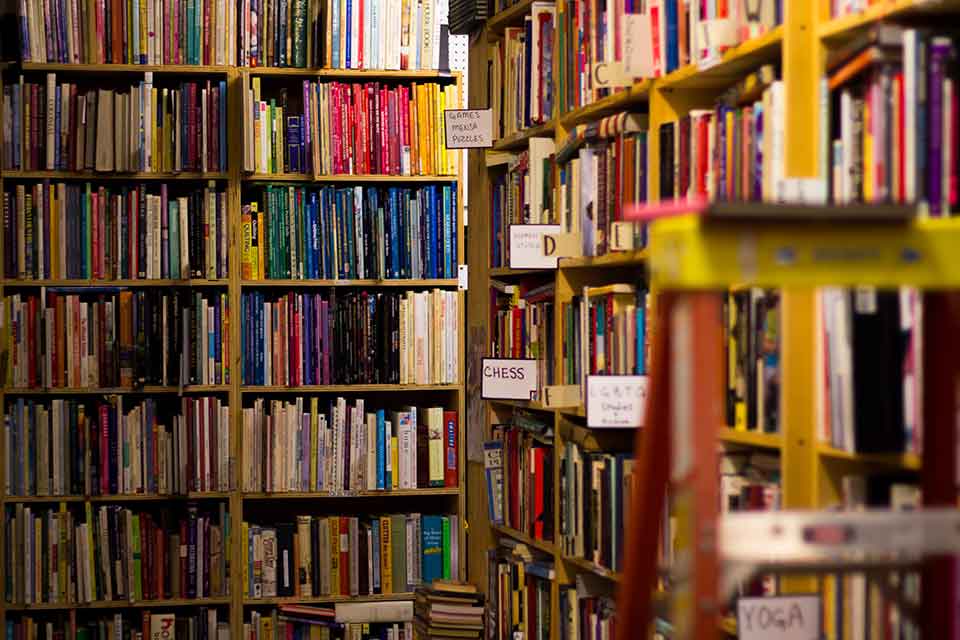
<box><xmin>438</xmin><ymin>88</ymin><xmax>447</xmax><ymax>176</ymax></box>
<box><xmin>242</xmin><ymin>521</ymin><xmax>249</xmax><ymax>597</ymax></box>
<box><xmin>863</xmin><ymin>97</ymin><xmax>873</xmax><ymax>203</ymax></box>
<box><xmin>416</xmin><ymin>85</ymin><xmax>427</xmax><ymax>175</ymax></box>
<box><xmin>330</xmin><ymin>517</ymin><xmax>341</xmax><ymax>595</ymax></box>
<box><xmin>261</xmin><ymin>616</ymin><xmax>274</xmax><ymax>640</ymax></box>
<box><xmin>241</xmin><ymin>208</ymin><xmax>252</xmax><ymax>280</ymax></box>
<box><xmin>391</xmin><ymin>436</ymin><xmax>399</xmax><ymax>489</ymax></box>
<box><xmin>380</xmin><ymin>516</ymin><xmax>393</xmax><ymax>594</ymax></box>
<box><xmin>310</xmin><ymin>397</ymin><xmax>319</xmax><ymax>489</ymax></box>
<box><xmin>276</xmin><ymin>106</ymin><xmax>285</xmax><ymax>174</ymax></box>
<box><xmin>151</xmin><ymin>87</ymin><xmax>159</xmax><ymax>171</ymax></box>
<box><xmin>513</xmin><ymin>561</ymin><xmax>524</xmax><ymax>627</ymax></box>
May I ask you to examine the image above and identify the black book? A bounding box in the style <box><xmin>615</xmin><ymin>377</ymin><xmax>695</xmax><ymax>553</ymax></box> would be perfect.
<box><xmin>276</xmin><ymin>522</ymin><xmax>296</xmax><ymax>597</ymax></box>
<box><xmin>311</xmin><ymin>517</ymin><xmax>321</xmax><ymax>593</ymax></box>
<box><xmin>659</xmin><ymin>123</ymin><xmax>675</xmax><ymax>201</ymax></box>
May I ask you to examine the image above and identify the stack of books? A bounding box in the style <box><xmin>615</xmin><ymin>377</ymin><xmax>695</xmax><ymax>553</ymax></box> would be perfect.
<box><xmin>413</xmin><ymin>580</ymin><xmax>484</xmax><ymax>640</ymax></box>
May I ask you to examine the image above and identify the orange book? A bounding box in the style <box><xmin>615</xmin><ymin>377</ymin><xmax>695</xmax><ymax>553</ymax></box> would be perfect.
<box><xmin>828</xmin><ymin>46</ymin><xmax>895</xmax><ymax>91</ymax></box>
<box><xmin>119</xmin><ymin>291</ymin><xmax>134</xmax><ymax>386</ymax></box>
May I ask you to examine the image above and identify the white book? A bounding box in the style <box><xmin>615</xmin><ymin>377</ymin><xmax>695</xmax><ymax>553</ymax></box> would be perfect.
<box><xmin>421</xmin><ymin>0</ymin><xmax>433</xmax><ymax>70</ymax></box>
<box><xmin>770</xmin><ymin>80</ymin><xmax>786</xmax><ymax>202</ymax></box>
<box><xmin>904</xmin><ymin>29</ymin><xmax>918</xmax><ymax>202</ymax></box>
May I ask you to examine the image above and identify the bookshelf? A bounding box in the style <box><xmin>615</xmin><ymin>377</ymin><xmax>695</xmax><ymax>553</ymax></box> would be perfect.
<box><xmin>469</xmin><ymin>0</ymin><xmax>960</xmax><ymax>637</ymax></box>
<box><xmin>0</xmin><ymin>49</ymin><xmax>465</xmax><ymax>635</ymax></box>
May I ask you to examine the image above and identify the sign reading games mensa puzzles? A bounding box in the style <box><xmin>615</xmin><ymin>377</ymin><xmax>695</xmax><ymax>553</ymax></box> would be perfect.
<box><xmin>444</xmin><ymin>109</ymin><xmax>494</xmax><ymax>148</ymax></box>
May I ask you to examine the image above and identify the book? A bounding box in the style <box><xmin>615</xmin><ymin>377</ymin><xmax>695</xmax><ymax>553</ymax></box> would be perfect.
<box><xmin>490</xmin><ymin>410</ymin><xmax>554</xmax><ymax>542</ymax></box>
<box><xmin>490</xmin><ymin>279</ymin><xmax>555</xmax><ymax>401</ymax></box>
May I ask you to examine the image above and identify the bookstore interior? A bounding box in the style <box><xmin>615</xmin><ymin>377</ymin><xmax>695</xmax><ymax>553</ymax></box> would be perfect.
<box><xmin>3</xmin><ymin>0</ymin><xmax>960</xmax><ymax>638</ymax></box>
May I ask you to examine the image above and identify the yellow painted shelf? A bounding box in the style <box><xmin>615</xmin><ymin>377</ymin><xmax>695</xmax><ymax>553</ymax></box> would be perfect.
<box><xmin>818</xmin><ymin>445</ymin><xmax>922</xmax><ymax>471</ymax></box>
<box><xmin>561</xmin><ymin>555</ymin><xmax>622</xmax><ymax>583</ymax></box>
<box><xmin>560</xmin><ymin>80</ymin><xmax>654</xmax><ymax>129</ymax></box>
<box><xmin>241</xmin><ymin>384</ymin><xmax>459</xmax><ymax>393</ymax></box>
<box><xmin>244</xmin><ymin>593</ymin><xmax>415</xmax><ymax>606</ymax></box>
<box><xmin>819</xmin><ymin>0</ymin><xmax>960</xmax><ymax>43</ymax></box>
<box><xmin>718</xmin><ymin>428</ymin><xmax>783</xmax><ymax>450</ymax></box>
<box><xmin>5</xmin><ymin>597</ymin><xmax>231</xmax><ymax>611</ymax></box>
<box><xmin>658</xmin><ymin>26</ymin><xmax>783</xmax><ymax>90</ymax></box>
<box><xmin>243</xmin><ymin>173</ymin><xmax>458</xmax><ymax>182</ymax></box>
<box><xmin>3</xmin><ymin>385</ymin><xmax>230</xmax><ymax>395</ymax></box>
<box><xmin>3</xmin><ymin>279</ymin><xmax>227</xmax><ymax>287</ymax></box>
<box><xmin>492</xmin><ymin>524</ymin><xmax>558</xmax><ymax>556</ymax></box>
<box><xmin>487</xmin><ymin>0</ymin><xmax>537</xmax><ymax>34</ymax></box>
<box><xmin>493</xmin><ymin>121</ymin><xmax>556</xmax><ymax>151</ymax></box>
<box><xmin>242</xmin><ymin>488</ymin><xmax>460</xmax><ymax>499</ymax></box>
<box><xmin>489</xmin><ymin>267</ymin><xmax>554</xmax><ymax>278</ymax></box>
<box><xmin>558</xmin><ymin>249</ymin><xmax>648</xmax><ymax>269</ymax></box>
<box><xmin>245</xmin><ymin>67</ymin><xmax>458</xmax><ymax>80</ymax></box>
<box><xmin>241</xmin><ymin>278</ymin><xmax>457</xmax><ymax>287</ymax></box>
<box><xmin>4</xmin><ymin>170</ymin><xmax>228</xmax><ymax>180</ymax></box>
<box><xmin>19</xmin><ymin>63</ymin><xmax>231</xmax><ymax>74</ymax></box>
<box><xmin>719</xmin><ymin>617</ymin><xmax>738</xmax><ymax>636</ymax></box>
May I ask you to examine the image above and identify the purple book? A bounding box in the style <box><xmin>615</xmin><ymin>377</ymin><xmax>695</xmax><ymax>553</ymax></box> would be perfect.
<box><xmin>927</xmin><ymin>38</ymin><xmax>953</xmax><ymax>217</ymax></box>
<box><xmin>754</xmin><ymin>106</ymin><xmax>764</xmax><ymax>201</ymax></box>
<box><xmin>303</xmin><ymin>80</ymin><xmax>313</xmax><ymax>174</ymax></box>
<box><xmin>320</xmin><ymin>298</ymin><xmax>330</xmax><ymax>384</ymax></box>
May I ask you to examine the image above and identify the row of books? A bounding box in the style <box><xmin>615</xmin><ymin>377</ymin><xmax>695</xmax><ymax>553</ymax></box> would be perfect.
<box><xmin>489</xmin><ymin>280</ymin><xmax>554</xmax><ymax>400</ymax></box>
<box><xmin>2</xmin><ymin>75</ymin><xmax>229</xmax><ymax>173</ymax></box>
<box><xmin>487</xmin><ymin>544</ymin><xmax>554</xmax><ymax>640</ymax></box>
<box><xmin>816</xmin><ymin>287</ymin><xmax>921</xmax><ymax>455</ymax></box>
<box><xmin>488</xmin><ymin>137</ymin><xmax>554</xmax><ymax>268</ymax></box>
<box><xmin>16</xmin><ymin>0</ymin><xmax>238</xmax><ymax>65</ymax></box>
<box><xmin>489</xmin><ymin>417</ymin><xmax>554</xmax><ymax>542</ymax></box>
<box><xmin>559</xmin><ymin>443</ymin><xmax>634</xmax><ymax>573</ymax></box>
<box><xmin>240</xmin><ymin>397</ymin><xmax>457</xmax><ymax>493</ymax></box>
<box><xmin>246</xmin><ymin>607</ymin><xmax>412</xmax><ymax>640</ymax></box>
<box><xmin>5</xmin><ymin>610</ymin><xmax>229</xmax><ymax>640</ymax></box>
<box><xmin>239</xmin><ymin>0</ymin><xmax>449</xmax><ymax>71</ymax></box>
<box><xmin>827</xmin><ymin>26</ymin><xmax>958</xmax><ymax>215</ymax></box>
<box><xmin>559</xmin><ymin>575</ymin><xmax>616</xmax><ymax>640</ymax></box>
<box><xmin>822</xmin><ymin>474</ymin><xmax>920</xmax><ymax>639</ymax></box>
<box><xmin>3</xmin><ymin>182</ymin><xmax>229</xmax><ymax>281</ymax></box>
<box><xmin>4</xmin><ymin>503</ymin><xmax>230</xmax><ymax>605</ymax></box>
<box><xmin>240</xmin><ymin>184</ymin><xmax>458</xmax><ymax>281</ymax></box>
<box><xmin>4</xmin><ymin>396</ymin><xmax>231</xmax><ymax>498</ymax></box>
<box><xmin>4</xmin><ymin>290</ymin><xmax>230</xmax><ymax>389</ymax></box>
<box><xmin>243</xmin><ymin>79</ymin><xmax>458</xmax><ymax>176</ymax></box>
<box><xmin>561</xmin><ymin>284</ymin><xmax>649</xmax><ymax>395</ymax></box>
<box><xmin>239</xmin><ymin>289</ymin><xmax>460</xmax><ymax>386</ymax></box>
<box><xmin>725</xmin><ymin>289</ymin><xmax>780</xmax><ymax>434</ymax></box>
<box><xmin>487</xmin><ymin>3</ymin><xmax>555</xmax><ymax>139</ymax></box>
<box><xmin>554</xmin><ymin>112</ymin><xmax>647</xmax><ymax>259</ymax></box>
<box><xmin>556</xmin><ymin>0</ymin><xmax>782</xmax><ymax>110</ymax></box>
<box><xmin>660</xmin><ymin>70</ymin><xmax>786</xmax><ymax>203</ymax></box>
<box><xmin>242</xmin><ymin>513</ymin><xmax>458</xmax><ymax>598</ymax></box>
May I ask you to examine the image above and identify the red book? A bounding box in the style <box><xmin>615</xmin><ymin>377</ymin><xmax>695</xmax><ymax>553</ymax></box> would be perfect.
<box><xmin>588</xmin><ymin>303</ymin><xmax>597</xmax><ymax>375</ymax></box>
<box><xmin>339</xmin><ymin>517</ymin><xmax>349</xmax><ymax>591</ymax></box>
<box><xmin>179</xmin><ymin>519</ymin><xmax>188</xmax><ymax>596</ymax></box>
<box><xmin>99</xmin><ymin>405</ymin><xmax>109</xmax><ymax>494</ymax></box>
<box><xmin>111</xmin><ymin>0</ymin><xmax>122</xmax><ymax>63</ymax></box>
<box><xmin>358</xmin><ymin>0</ymin><xmax>365</xmax><ymax>68</ymax></box>
<box><xmin>372</xmin><ymin>85</ymin><xmax>382</xmax><ymax>174</ymax></box>
<box><xmin>379</xmin><ymin>86</ymin><xmax>389</xmax><ymax>175</ymax></box>
<box><xmin>443</xmin><ymin>411</ymin><xmax>457</xmax><ymax>487</ymax></box>
<box><xmin>511</xmin><ymin>307</ymin><xmax>522</xmax><ymax>358</ymax></box>
<box><xmin>533</xmin><ymin>447</ymin><xmax>545</xmax><ymax>540</ymax></box>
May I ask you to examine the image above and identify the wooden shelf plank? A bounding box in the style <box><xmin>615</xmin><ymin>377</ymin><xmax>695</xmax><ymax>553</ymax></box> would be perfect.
<box><xmin>244</xmin><ymin>593</ymin><xmax>415</xmax><ymax>606</ymax></box>
<box><xmin>718</xmin><ymin>428</ymin><xmax>783</xmax><ymax>450</ymax></box>
<box><xmin>241</xmin><ymin>384</ymin><xmax>459</xmax><ymax>393</ymax></box>
<box><xmin>486</xmin><ymin>0</ymin><xmax>537</xmax><ymax>33</ymax></box>
<box><xmin>243</xmin><ymin>173</ymin><xmax>458</xmax><ymax>182</ymax></box>
<box><xmin>558</xmin><ymin>249</ymin><xmax>648</xmax><ymax>269</ymax></box>
<box><xmin>489</xmin><ymin>267</ymin><xmax>554</xmax><ymax>277</ymax></box>
<box><xmin>242</xmin><ymin>488</ymin><xmax>460</xmax><ymax>499</ymax></box>
<box><xmin>244</xmin><ymin>68</ymin><xmax>459</xmax><ymax>80</ymax></box>
<box><xmin>559</xmin><ymin>80</ymin><xmax>653</xmax><ymax>129</ymax></box>
<box><xmin>19</xmin><ymin>63</ymin><xmax>231</xmax><ymax>74</ymax></box>
<box><xmin>241</xmin><ymin>279</ymin><xmax>458</xmax><ymax>287</ymax></box>
<box><xmin>4</xmin><ymin>170</ymin><xmax>228</xmax><ymax>180</ymax></box>
<box><xmin>561</xmin><ymin>555</ymin><xmax>623</xmax><ymax>583</ymax></box>
<box><xmin>3</xmin><ymin>385</ymin><xmax>230</xmax><ymax>395</ymax></box>
<box><xmin>492</xmin><ymin>524</ymin><xmax>558</xmax><ymax>555</ymax></box>
<box><xmin>2</xmin><ymin>492</ymin><xmax>231</xmax><ymax>504</ymax></box>
<box><xmin>3</xmin><ymin>279</ymin><xmax>228</xmax><ymax>287</ymax></box>
<box><xmin>657</xmin><ymin>26</ymin><xmax>783</xmax><ymax>90</ymax></box>
<box><xmin>493</xmin><ymin>121</ymin><xmax>555</xmax><ymax>151</ymax></box>
<box><xmin>5</xmin><ymin>597</ymin><xmax>231</xmax><ymax>611</ymax></box>
<box><xmin>817</xmin><ymin>446</ymin><xmax>922</xmax><ymax>471</ymax></box>
<box><xmin>488</xmin><ymin>398</ymin><xmax>555</xmax><ymax>413</ymax></box>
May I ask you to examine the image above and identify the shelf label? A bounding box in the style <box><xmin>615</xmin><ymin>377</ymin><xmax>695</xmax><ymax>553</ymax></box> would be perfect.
<box><xmin>610</xmin><ymin>221</ymin><xmax>641</xmax><ymax>251</ymax></box>
<box><xmin>591</xmin><ymin>61</ymin><xmax>633</xmax><ymax>89</ymax></box>
<box><xmin>737</xmin><ymin>595</ymin><xmax>821</xmax><ymax>640</ymax></box>
<box><xmin>481</xmin><ymin>358</ymin><xmax>539</xmax><ymax>400</ymax></box>
<box><xmin>542</xmin><ymin>385</ymin><xmax>581</xmax><ymax>408</ymax></box>
<box><xmin>542</xmin><ymin>232</ymin><xmax>583</xmax><ymax>259</ymax></box>
<box><xmin>444</xmin><ymin>109</ymin><xmax>493</xmax><ymax>148</ymax></box>
<box><xmin>586</xmin><ymin>375</ymin><xmax>648</xmax><ymax>428</ymax></box>
<box><xmin>510</xmin><ymin>224</ymin><xmax>562</xmax><ymax>269</ymax></box>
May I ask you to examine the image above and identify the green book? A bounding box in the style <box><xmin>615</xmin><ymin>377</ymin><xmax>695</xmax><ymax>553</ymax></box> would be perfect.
<box><xmin>441</xmin><ymin>516</ymin><xmax>451</xmax><ymax>580</ymax></box>
<box><xmin>131</xmin><ymin>514</ymin><xmax>142</xmax><ymax>601</ymax></box>
<box><xmin>391</xmin><ymin>514</ymin><xmax>406</xmax><ymax>593</ymax></box>
<box><xmin>169</xmin><ymin>201</ymin><xmax>180</xmax><ymax>278</ymax></box>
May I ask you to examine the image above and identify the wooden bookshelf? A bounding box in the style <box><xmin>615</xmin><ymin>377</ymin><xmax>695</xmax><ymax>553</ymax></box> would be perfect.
<box><xmin>718</xmin><ymin>428</ymin><xmax>783</xmax><ymax>451</ymax></box>
<box><xmin>0</xmin><ymin>58</ymin><xmax>467</xmax><ymax>634</ymax></box>
<box><xmin>493</xmin><ymin>120</ymin><xmax>556</xmax><ymax>151</ymax></box>
<box><xmin>486</xmin><ymin>0</ymin><xmax>539</xmax><ymax>34</ymax></box>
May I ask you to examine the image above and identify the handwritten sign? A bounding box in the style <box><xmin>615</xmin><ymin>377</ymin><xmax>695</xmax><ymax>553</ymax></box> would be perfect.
<box><xmin>591</xmin><ymin>62</ymin><xmax>633</xmax><ymax>89</ymax></box>
<box><xmin>542</xmin><ymin>233</ymin><xmax>582</xmax><ymax>259</ymax></box>
<box><xmin>481</xmin><ymin>358</ymin><xmax>539</xmax><ymax>400</ymax></box>
<box><xmin>622</xmin><ymin>14</ymin><xmax>653</xmax><ymax>78</ymax></box>
<box><xmin>510</xmin><ymin>224</ymin><xmax>562</xmax><ymax>269</ymax></box>
<box><xmin>444</xmin><ymin>109</ymin><xmax>493</xmax><ymax>148</ymax></box>
<box><xmin>586</xmin><ymin>375</ymin><xmax>648</xmax><ymax>428</ymax></box>
<box><xmin>737</xmin><ymin>596</ymin><xmax>821</xmax><ymax>640</ymax></box>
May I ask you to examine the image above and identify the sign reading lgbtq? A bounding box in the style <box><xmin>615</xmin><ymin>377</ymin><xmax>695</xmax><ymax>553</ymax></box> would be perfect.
<box><xmin>481</xmin><ymin>358</ymin><xmax>538</xmax><ymax>400</ymax></box>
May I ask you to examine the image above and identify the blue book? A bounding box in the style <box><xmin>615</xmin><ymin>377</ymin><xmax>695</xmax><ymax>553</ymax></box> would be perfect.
<box><xmin>450</xmin><ymin>187</ymin><xmax>458</xmax><ymax>277</ymax></box>
<box><xmin>665</xmin><ymin>0</ymin><xmax>678</xmax><ymax>72</ymax></box>
<box><xmin>287</xmin><ymin>116</ymin><xmax>301</xmax><ymax>173</ymax></box>
<box><xmin>219</xmin><ymin>80</ymin><xmax>228</xmax><ymax>170</ymax></box>
<box><xmin>421</xmin><ymin>515</ymin><xmax>443</xmax><ymax>584</ymax></box>
<box><xmin>332</xmin><ymin>0</ymin><xmax>340</xmax><ymax>68</ymax></box>
<box><xmin>388</xmin><ymin>189</ymin><xmax>400</xmax><ymax>278</ymax></box>
<box><xmin>636</xmin><ymin>299</ymin><xmax>646</xmax><ymax>375</ymax></box>
<box><xmin>279</xmin><ymin>0</ymin><xmax>288</xmax><ymax>67</ymax></box>
<box><xmin>443</xmin><ymin>186</ymin><xmax>453</xmax><ymax>277</ymax></box>
<box><xmin>424</xmin><ymin>189</ymin><xmax>435</xmax><ymax>279</ymax></box>
<box><xmin>214</xmin><ymin>296</ymin><xmax>222</xmax><ymax>383</ymax></box>
<box><xmin>376</xmin><ymin>409</ymin><xmax>386</xmax><ymax>489</ymax></box>
<box><xmin>345</xmin><ymin>0</ymin><xmax>352</xmax><ymax>69</ymax></box>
